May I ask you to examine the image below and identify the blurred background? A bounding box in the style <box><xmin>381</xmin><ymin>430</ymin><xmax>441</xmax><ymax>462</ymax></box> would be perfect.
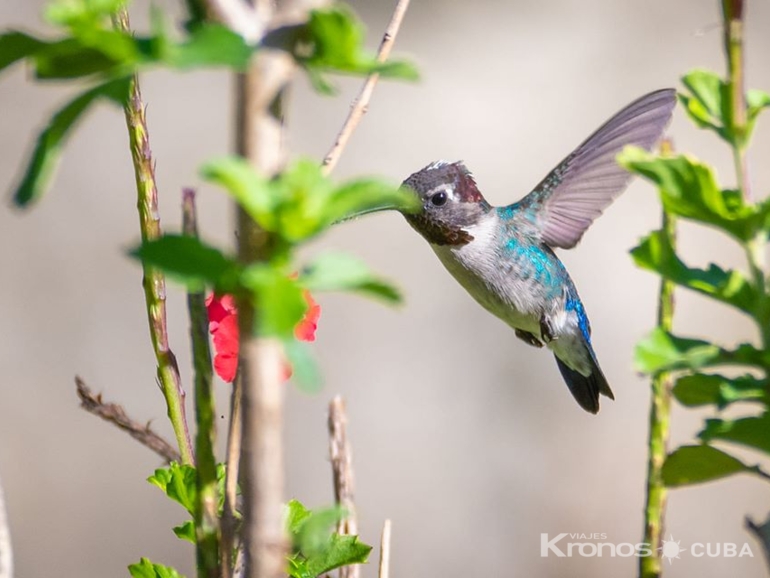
<box><xmin>1</xmin><ymin>0</ymin><xmax>770</xmax><ymax>576</ymax></box>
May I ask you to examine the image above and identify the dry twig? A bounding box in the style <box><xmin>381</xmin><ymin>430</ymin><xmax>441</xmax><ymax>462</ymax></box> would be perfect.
<box><xmin>328</xmin><ymin>397</ymin><xmax>358</xmax><ymax>578</ymax></box>
<box><xmin>321</xmin><ymin>0</ymin><xmax>411</xmax><ymax>175</ymax></box>
<box><xmin>75</xmin><ymin>376</ymin><xmax>181</xmax><ymax>463</ymax></box>
<box><xmin>378</xmin><ymin>520</ymin><xmax>392</xmax><ymax>578</ymax></box>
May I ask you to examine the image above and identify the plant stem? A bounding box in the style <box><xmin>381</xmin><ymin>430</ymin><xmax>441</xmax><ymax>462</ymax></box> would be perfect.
<box><xmin>112</xmin><ymin>8</ymin><xmax>194</xmax><ymax>465</ymax></box>
<box><xmin>328</xmin><ymin>397</ymin><xmax>359</xmax><ymax>578</ymax></box>
<box><xmin>721</xmin><ymin>0</ymin><xmax>751</xmax><ymax>200</ymax></box>
<box><xmin>183</xmin><ymin>190</ymin><xmax>221</xmax><ymax>578</ymax></box>
<box><xmin>640</xmin><ymin>141</ymin><xmax>676</xmax><ymax>578</ymax></box>
<box><xmin>234</xmin><ymin>3</ymin><xmax>298</xmax><ymax>576</ymax></box>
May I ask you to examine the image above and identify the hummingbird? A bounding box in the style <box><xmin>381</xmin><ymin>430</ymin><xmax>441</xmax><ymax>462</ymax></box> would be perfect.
<box><xmin>401</xmin><ymin>89</ymin><xmax>676</xmax><ymax>413</ymax></box>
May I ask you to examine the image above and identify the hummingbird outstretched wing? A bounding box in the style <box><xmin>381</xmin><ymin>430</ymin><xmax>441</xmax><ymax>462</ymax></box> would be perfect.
<box><xmin>512</xmin><ymin>89</ymin><xmax>676</xmax><ymax>249</ymax></box>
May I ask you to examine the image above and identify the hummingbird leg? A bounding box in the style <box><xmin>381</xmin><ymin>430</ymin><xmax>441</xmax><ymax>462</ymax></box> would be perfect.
<box><xmin>515</xmin><ymin>329</ymin><xmax>543</xmax><ymax>348</ymax></box>
<box><xmin>539</xmin><ymin>315</ymin><xmax>555</xmax><ymax>343</ymax></box>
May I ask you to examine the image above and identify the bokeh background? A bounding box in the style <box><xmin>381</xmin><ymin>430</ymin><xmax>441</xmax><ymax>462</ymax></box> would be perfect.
<box><xmin>2</xmin><ymin>1</ymin><xmax>770</xmax><ymax>576</ymax></box>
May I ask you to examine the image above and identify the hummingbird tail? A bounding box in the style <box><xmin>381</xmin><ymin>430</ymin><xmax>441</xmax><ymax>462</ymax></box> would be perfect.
<box><xmin>554</xmin><ymin>353</ymin><xmax>614</xmax><ymax>414</ymax></box>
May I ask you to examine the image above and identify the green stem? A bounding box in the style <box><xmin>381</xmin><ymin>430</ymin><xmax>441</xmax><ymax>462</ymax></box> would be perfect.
<box><xmin>640</xmin><ymin>143</ymin><xmax>676</xmax><ymax>578</ymax></box>
<box><xmin>113</xmin><ymin>9</ymin><xmax>194</xmax><ymax>465</ymax></box>
<box><xmin>183</xmin><ymin>190</ymin><xmax>221</xmax><ymax>578</ymax></box>
<box><xmin>722</xmin><ymin>0</ymin><xmax>751</xmax><ymax>199</ymax></box>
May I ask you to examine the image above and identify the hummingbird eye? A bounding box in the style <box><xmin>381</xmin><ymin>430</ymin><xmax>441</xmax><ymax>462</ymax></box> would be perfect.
<box><xmin>431</xmin><ymin>190</ymin><xmax>448</xmax><ymax>206</ymax></box>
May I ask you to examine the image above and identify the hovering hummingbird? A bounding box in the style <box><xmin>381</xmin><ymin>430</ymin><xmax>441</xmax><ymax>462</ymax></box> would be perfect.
<box><xmin>401</xmin><ymin>89</ymin><xmax>676</xmax><ymax>413</ymax></box>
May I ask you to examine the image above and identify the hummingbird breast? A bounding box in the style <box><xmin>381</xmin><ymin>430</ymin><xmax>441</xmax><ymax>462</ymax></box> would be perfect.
<box><xmin>431</xmin><ymin>212</ymin><xmax>566</xmax><ymax>335</ymax></box>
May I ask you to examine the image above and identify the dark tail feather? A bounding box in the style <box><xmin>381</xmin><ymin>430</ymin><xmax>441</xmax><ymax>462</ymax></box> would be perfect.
<box><xmin>554</xmin><ymin>353</ymin><xmax>614</xmax><ymax>414</ymax></box>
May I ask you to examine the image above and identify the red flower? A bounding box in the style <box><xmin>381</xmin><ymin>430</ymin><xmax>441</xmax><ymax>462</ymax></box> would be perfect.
<box><xmin>205</xmin><ymin>291</ymin><xmax>320</xmax><ymax>383</ymax></box>
<box><xmin>205</xmin><ymin>294</ymin><xmax>239</xmax><ymax>382</ymax></box>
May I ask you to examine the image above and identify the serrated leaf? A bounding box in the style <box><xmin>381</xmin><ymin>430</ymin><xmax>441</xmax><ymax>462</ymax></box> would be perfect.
<box><xmin>172</xmin><ymin>520</ymin><xmax>196</xmax><ymax>544</ymax></box>
<box><xmin>128</xmin><ymin>558</ymin><xmax>186</xmax><ymax>578</ymax></box>
<box><xmin>12</xmin><ymin>76</ymin><xmax>130</xmax><ymax>207</ymax></box>
<box><xmin>287</xmin><ymin>554</ymin><xmax>314</xmax><ymax>578</ymax></box>
<box><xmin>634</xmin><ymin>328</ymin><xmax>767</xmax><ymax>374</ymax></box>
<box><xmin>286</xmin><ymin>499</ymin><xmax>313</xmax><ymax>537</ymax></box>
<box><xmin>306</xmin><ymin>534</ymin><xmax>372</xmax><ymax>576</ymax></box>
<box><xmin>673</xmin><ymin>373</ymin><xmax>768</xmax><ymax>408</ymax></box>
<box><xmin>301</xmin><ymin>252</ymin><xmax>401</xmax><ymax>303</ymax></box>
<box><xmin>241</xmin><ymin>265</ymin><xmax>307</xmax><ymax>338</ymax></box>
<box><xmin>148</xmin><ymin>463</ymin><xmax>197</xmax><ymax>516</ymax></box>
<box><xmin>32</xmin><ymin>33</ymin><xmax>140</xmax><ymax>79</ymax></box>
<box><xmin>284</xmin><ymin>339</ymin><xmax>322</xmax><ymax>392</ymax></box>
<box><xmin>631</xmin><ymin>230</ymin><xmax>758</xmax><ymax>314</ymax></box>
<box><xmin>619</xmin><ymin>147</ymin><xmax>758</xmax><ymax>241</ymax></box>
<box><xmin>662</xmin><ymin>445</ymin><xmax>751</xmax><ymax>487</ymax></box>
<box><xmin>700</xmin><ymin>412</ymin><xmax>770</xmax><ymax>455</ymax></box>
<box><xmin>0</xmin><ymin>31</ymin><xmax>46</xmax><ymax>74</ymax></box>
<box><xmin>131</xmin><ymin>235</ymin><xmax>240</xmax><ymax>293</ymax></box>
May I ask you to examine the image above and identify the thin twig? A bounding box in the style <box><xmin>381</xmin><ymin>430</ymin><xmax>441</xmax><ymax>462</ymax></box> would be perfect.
<box><xmin>328</xmin><ymin>397</ymin><xmax>358</xmax><ymax>578</ymax></box>
<box><xmin>222</xmin><ymin>375</ymin><xmax>243</xmax><ymax>578</ymax></box>
<box><xmin>183</xmin><ymin>190</ymin><xmax>221</xmax><ymax>578</ymax></box>
<box><xmin>321</xmin><ymin>0</ymin><xmax>411</xmax><ymax>175</ymax></box>
<box><xmin>378</xmin><ymin>520</ymin><xmax>391</xmax><ymax>578</ymax></box>
<box><xmin>0</xmin><ymin>474</ymin><xmax>12</xmax><ymax>578</ymax></box>
<box><xmin>112</xmin><ymin>8</ymin><xmax>194</xmax><ymax>465</ymax></box>
<box><xmin>639</xmin><ymin>140</ymin><xmax>676</xmax><ymax>578</ymax></box>
<box><xmin>75</xmin><ymin>376</ymin><xmax>181</xmax><ymax>463</ymax></box>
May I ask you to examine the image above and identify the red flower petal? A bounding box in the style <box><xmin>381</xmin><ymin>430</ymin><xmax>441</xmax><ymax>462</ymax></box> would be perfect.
<box><xmin>295</xmin><ymin>291</ymin><xmax>320</xmax><ymax>342</ymax></box>
<box><xmin>206</xmin><ymin>294</ymin><xmax>240</xmax><ymax>383</ymax></box>
<box><xmin>206</xmin><ymin>287</ymin><xmax>321</xmax><ymax>383</ymax></box>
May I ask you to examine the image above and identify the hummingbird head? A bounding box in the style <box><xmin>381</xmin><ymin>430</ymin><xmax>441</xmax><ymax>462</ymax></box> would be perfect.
<box><xmin>401</xmin><ymin>161</ymin><xmax>491</xmax><ymax>246</ymax></box>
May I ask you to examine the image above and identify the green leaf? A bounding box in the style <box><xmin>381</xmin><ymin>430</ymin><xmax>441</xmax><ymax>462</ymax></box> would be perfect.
<box><xmin>286</xmin><ymin>500</ymin><xmax>372</xmax><ymax>576</ymax></box>
<box><xmin>131</xmin><ymin>235</ymin><xmax>240</xmax><ymax>293</ymax></box>
<box><xmin>45</xmin><ymin>0</ymin><xmax>126</xmax><ymax>28</ymax></box>
<box><xmin>673</xmin><ymin>373</ymin><xmax>768</xmax><ymax>408</ymax></box>
<box><xmin>287</xmin><ymin>554</ymin><xmax>314</xmax><ymax>578</ymax></box>
<box><xmin>700</xmin><ymin>412</ymin><xmax>770</xmax><ymax>455</ymax></box>
<box><xmin>634</xmin><ymin>328</ymin><xmax>767</xmax><ymax>374</ymax></box>
<box><xmin>619</xmin><ymin>147</ymin><xmax>758</xmax><ymax>240</ymax></box>
<box><xmin>32</xmin><ymin>33</ymin><xmax>140</xmax><ymax>79</ymax></box>
<box><xmin>326</xmin><ymin>179</ymin><xmax>422</xmax><ymax>222</ymax></box>
<box><xmin>306</xmin><ymin>534</ymin><xmax>372</xmax><ymax>576</ymax></box>
<box><xmin>662</xmin><ymin>445</ymin><xmax>751</xmax><ymax>487</ymax></box>
<box><xmin>241</xmin><ymin>265</ymin><xmax>308</xmax><ymax>338</ymax></box>
<box><xmin>273</xmin><ymin>160</ymin><xmax>336</xmax><ymax>242</ymax></box>
<box><xmin>128</xmin><ymin>558</ymin><xmax>186</xmax><ymax>578</ymax></box>
<box><xmin>301</xmin><ymin>252</ymin><xmax>401</xmax><ymax>303</ymax></box>
<box><xmin>200</xmin><ymin>157</ymin><xmax>276</xmax><ymax>230</ymax></box>
<box><xmin>0</xmin><ymin>31</ymin><xmax>46</xmax><ymax>74</ymax></box>
<box><xmin>162</xmin><ymin>24</ymin><xmax>253</xmax><ymax>70</ymax></box>
<box><xmin>172</xmin><ymin>520</ymin><xmax>196</xmax><ymax>544</ymax></box>
<box><xmin>679</xmin><ymin>70</ymin><xmax>730</xmax><ymax>141</ymax></box>
<box><xmin>286</xmin><ymin>499</ymin><xmax>313</xmax><ymax>537</ymax></box>
<box><xmin>148</xmin><ymin>463</ymin><xmax>197</xmax><ymax>516</ymax></box>
<box><xmin>747</xmin><ymin>89</ymin><xmax>770</xmax><ymax>133</ymax></box>
<box><xmin>284</xmin><ymin>339</ymin><xmax>322</xmax><ymax>392</ymax></box>
<box><xmin>299</xmin><ymin>6</ymin><xmax>418</xmax><ymax>94</ymax></box>
<box><xmin>631</xmin><ymin>230</ymin><xmax>758</xmax><ymax>314</ymax></box>
<box><xmin>12</xmin><ymin>76</ymin><xmax>130</xmax><ymax>207</ymax></box>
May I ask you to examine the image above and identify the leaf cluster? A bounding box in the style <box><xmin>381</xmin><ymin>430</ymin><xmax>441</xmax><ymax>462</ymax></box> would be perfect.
<box><xmin>621</xmin><ymin>69</ymin><xmax>770</xmax><ymax>487</ymax></box>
